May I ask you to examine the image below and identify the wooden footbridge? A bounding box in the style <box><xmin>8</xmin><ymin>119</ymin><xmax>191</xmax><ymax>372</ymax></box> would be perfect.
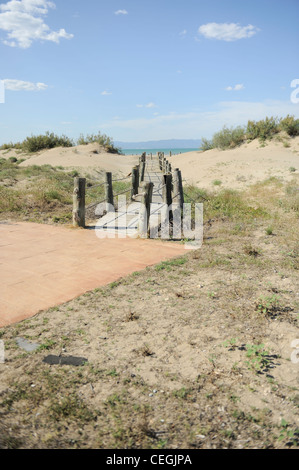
<box><xmin>72</xmin><ymin>152</ymin><xmax>185</xmax><ymax>240</ymax></box>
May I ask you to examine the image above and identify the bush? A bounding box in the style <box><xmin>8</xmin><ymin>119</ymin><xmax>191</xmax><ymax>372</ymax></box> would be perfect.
<box><xmin>279</xmin><ymin>115</ymin><xmax>299</xmax><ymax>137</ymax></box>
<box><xmin>1</xmin><ymin>130</ymin><xmax>120</xmax><ymax>154</ymax></box>
<box><xmin>246</xmin><ymin>116</ymin><xmax>280</xmax><ymax>142</ymax></box>
<box><xmin>77</xmin><ymin>131</ymin><xmax>120</xmax><ymax>153</ymax></box>
<box><xmin>22</xmin><ymin>132</ymin><xmax>74</xmax><ymax>153</ymax></box>
<box><xmin>212</xmin><ymin>125</ymin><xmax>245</xmax><ymax>150</ymax></box>
<box><xmin>200</xmin><ymin>138</ymin><xmax>214</xmax><ymax>151</ymax></box>
<box><xmin>0</xmin><ymin>142</ymin><xmax>22</xmax><ymax>150</ymax></box>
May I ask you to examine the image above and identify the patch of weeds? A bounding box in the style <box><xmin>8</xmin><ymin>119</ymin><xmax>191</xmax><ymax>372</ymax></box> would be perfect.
<box><xmin>284</xmin><ymin>247</ymin><xmax>299</xmax><ymax>270</ymax></box>
<box><xmin>255</xmin><ymin>294</ymin><xmax>289</xmax><ymax>319</ymax></box>
<box><xmin>172</xmin><ymin>387</ymin><xmax>192</xmax><ymax>400</ymax></box>
<box><xmin>109</xmin><ymin>281</ymin><xmax>121</xmax><ymax>289</ymax></box>
<box><xmin>265</xmin><ymin>226</ymin><xmax>274</xmax><ymax>235</ymax></box>
<box><xmin>243</xmin><ymin>244</ymin><xmax>261</xmax><ymax>257</ymax></box>
<box><xmin>289</xmin><ymin>167</ymin><xmax>296</xmax><ymax>173</ymax></box>
<box><xmin>207</xmin><ymin>291</ymin><xmax>217</xmax><ymax>299</ymax></box>
<box><xmin>0</xmin><ymin>427</ymin><xmax>24</xmax><ymax>449</ymax></box>
<box><xmin>213</xmin><ymin>180</ymin><xmax>222</xmax><ymax>186</ymax></box>
<box><xmin>229</xmin><ymin>394</ymin><xmax>240</xmax><ymax>403</ymax></box>
<box><xmin>1</xmin><ymin>382</ymin><xmax>29</xmax><ymax>408</ymax></box>
<box><xmin>105</xmin><ymin>368</ymin><xmax>119</xmax><ymax>377</ymax></box>
<box><xmin>155</xmin><ymin>257</ymin><xmax>187</xmax><ymax>271</ymax></box>
<box><xmin>37</xmin><ymin>339</ymin><xmax>56</xmax><ymax>351</ymax></box>
<box><xmin>50</xmin><ymin>393</ymin><xmax>97</xmax><ymax>423</ymax></box>
<box><xmin>277</xmin><ymin>419</ymin><xmax>299</xmax><ymax>446</ymax></box>
<box><xmin>222</xmin><ymin>337</ymin><xmax>239</xmax><ymax>350</ymax></box>
<box><xmin>198</xmin><ymin>254</ymin><xmax>231</xmax><ymax>268</ymax></box>
<box><xmin>52</xmin><ymin>213</ymin><xmax>72</xmax><ymax>224</ymax></box>
<box><xmin>106</xmin><ymin>393</ymin><xmax>123</xmax><ymax>408</ymax></box>
<box><xmin>205</xmin><ymin>189</ymin><xmax>269</xmax><ymax>222</ymax></box>
<box><xmin>245</xmin><ymin>343</ymin><xmax>275</xmax><ymax>374</ymax></box>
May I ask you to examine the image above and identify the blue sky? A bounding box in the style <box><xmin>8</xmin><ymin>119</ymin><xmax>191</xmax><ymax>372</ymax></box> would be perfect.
<box><xmin>0</xmin><ymin>0</ymin><xmax>299</xmax><ymax>144</ymax></box>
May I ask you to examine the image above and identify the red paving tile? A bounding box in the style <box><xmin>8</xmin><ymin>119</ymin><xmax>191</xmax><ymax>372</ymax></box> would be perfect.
<box><xmin>0</xmin><ymin>222</ymin><xmax>188</xmax><ymax>327</ymax></box>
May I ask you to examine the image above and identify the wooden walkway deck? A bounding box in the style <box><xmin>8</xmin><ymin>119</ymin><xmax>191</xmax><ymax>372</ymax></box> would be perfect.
<box><xmin>95</xmin><ymin>156</ymin><xmax>168</xmax><ymax>238</ymax></box>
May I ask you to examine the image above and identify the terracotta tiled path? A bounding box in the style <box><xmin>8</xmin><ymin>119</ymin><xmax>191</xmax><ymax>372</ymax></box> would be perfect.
<box><xmin>0</xmin><ymin>221</ymin><xmax>187</xmax><ymax>327</ymax></box>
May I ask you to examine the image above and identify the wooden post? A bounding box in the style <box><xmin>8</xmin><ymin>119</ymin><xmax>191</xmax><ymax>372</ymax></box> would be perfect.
<box><xmin>73</xmin><ymin>177</ymin><xmax>86</xmax><ymax>228</ymax></box>
<box><xmin>140</xmin><ymin>161</ymin><xmax>146</xmax><ymax>182</ymax></box>
<box><xmin>131</xmin><ymin>166</ymin><xmax>139</xmax><ymax>201</ymax></box>
<box><xmin>173</xmin><ymin>168</ymin><xmax>184</xmax><ymax>209</ymax></box>
<box><xmin>105</xmin><ymin>172</ymin><xmax>114</xmax><ymax>212</ymax></box>
<box><xmin>163</xmin><ymin>158</ymin><xmax>166</xmax><ymax>172</ymax></box>
<box><xmin>138</xmin><ymin>181</ymin><xmax>153</xmax><ymax>238</ymax></box>
<box><xmin>159</xmin><ymin>153</ymin><xmax>163</xmax><ymax>170</ymax></box>
<box><xmin>163</xmin><ymin>174</ymin><xmax>173</xmax><ymax>207</ymax></box>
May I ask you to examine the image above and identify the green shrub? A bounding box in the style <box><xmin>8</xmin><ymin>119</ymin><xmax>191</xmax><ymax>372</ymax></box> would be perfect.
<box><xmin>0</xmin><ymin>142</ymin><xmax>22</xmax><ymax>150</ymax></box>
<box><xmin>246</xmin><ymin>116</ymin><xmax>280</xmax><ymax>142</ymax></box>
<box><xmin>200</xmin><ymin>138</ymin><xmax>214</xmax><ymax>151</ymax></box>
<box><xmin>212</xmin><ymin>125</ymin><xmax>245</xmax><ymax>150</ymax></box>
<box><xmin>0</xmin><ymin>187</ymin><xmax>23</xmax><ymax>212</ymax></box>
<box><xmin>279</xmin><ymin>115</ymin><xmax>299</xmax><ymax>137</ymax></box>
<box><xmin>77</xmin><ymin>131</ymin><xmax>120</xmax><ymax>153</ymax></box>
<box><xmin>22</xmin><ymin>132</ymin><xmax>74</xmax><ymax>153</ymax></box>
<box><xmin>206</xmin><ymin>189</ymin><xmax>268</xmax><ymax>220</ymax></box>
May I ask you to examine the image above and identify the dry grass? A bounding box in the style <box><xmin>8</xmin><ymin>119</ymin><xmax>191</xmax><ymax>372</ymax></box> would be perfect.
<box><xmin>0</xmin><ymin>172</ymin><xmax>298</xmax><ymax>449</ymax></box>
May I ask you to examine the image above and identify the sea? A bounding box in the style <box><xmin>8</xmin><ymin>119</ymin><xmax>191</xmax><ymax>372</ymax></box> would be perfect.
<box><xmin>119</xmin><ymin>148</ymin><xmax>199</xmax><ymax>156</ymax></box>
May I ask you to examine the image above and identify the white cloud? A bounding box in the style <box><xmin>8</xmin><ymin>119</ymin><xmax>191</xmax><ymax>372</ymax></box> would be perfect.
<box><xmin>136</xmin><ymin>102</ymin><xmax>158</xmax><ymax>109</ymax></box>
<box><xmin>101</xmin><ymin>90</ymin><xmax>112</xmax><ymax>95</ymax></box>
<box><xmin>3</xmin><ymin>79</ymin><xmax>48</xmax><ymax>91</ymax></box>
<box><xmin>179</xmin><ymin>29</ymin><xmax>187</xmax><ymax>37</ymax></box>
<box><xmin>99</xmin><ymin>100</ymin><xmax>299</xmax><ymax>141</ymax></box>
<box><xmin>0</xmin><ymin>0</ymin><xmax>73</xmax><ymax>48</ymax></box>
<box><xmin>225</xmin><ymin>84</ymin><xmax>245</xmax><ymax>91</ymax></box>
<box><xmin>198</xmin><ymin>22</ymin><xmax>259</xmax><ymax>41</ymax></box>
<box><xmin>114</xmin><ymin>9</ymin><xmax>128</xmax><ymax>15</ymax></box>
<box><xmin>145</xmin><ymin>102</ymin><xmax>157</xmax><ymax>108</ymax></box>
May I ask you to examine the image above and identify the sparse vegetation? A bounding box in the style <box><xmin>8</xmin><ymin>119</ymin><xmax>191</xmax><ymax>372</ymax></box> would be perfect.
<box><xmin>77</xmin><ymin>131</ymin><xmax>120</xmax><ymax>154</ymax></box>
<box><xmin>0</xmin><ymin>130</ymin><xmax>120</xmax><ymax>154</ymax></box>
<box><xmin>0</xmin><ymin>159</ymin><xmax>131</xmax><ymax>223</ymax></box>
<box><xmin>0</xmin><ymin>137</ymin><xmax>298</xmax><ymax>449</ymax></box>
<box><xmin>200</xmin><ymin>115</ymin><xmax>299</xmax><ymax>151</ymax></box>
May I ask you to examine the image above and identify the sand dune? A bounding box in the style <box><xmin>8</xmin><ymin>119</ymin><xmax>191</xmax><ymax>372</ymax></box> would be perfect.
<box><xmin>1</xmin><ymin>143</ymin><xmax>139</xmax><ymax>177</ymax></box>
<box><xmin>23</xmin><ymin>143</ymin><xmax>140</xmax><ymax>176</ymax></box>
<box><xmin>170</xmin><ymin>136</ymin><xmax>299</xmax><ymax>189</ymax></box>
<box><xmin>1</xmin><ymin>137</ymin><xmax>298</xmax><ymax>189</ymax></box>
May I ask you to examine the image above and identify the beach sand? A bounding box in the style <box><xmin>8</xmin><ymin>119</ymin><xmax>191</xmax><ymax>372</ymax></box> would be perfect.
<box><xmin>1</xmin><ymin>136</ymin><xmax>298</xmax><ymax>189</ymax></box>
<box><xmin>169</xmin><ymin>135</ymin><xmax>299</xmax><ymax>189</ymax></box>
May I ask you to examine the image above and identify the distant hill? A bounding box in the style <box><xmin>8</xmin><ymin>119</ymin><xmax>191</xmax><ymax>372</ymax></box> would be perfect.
<box><xmin>114</xmin><ymin>139</ymin><xmax>202</xmax><ymax>149</ymax></box>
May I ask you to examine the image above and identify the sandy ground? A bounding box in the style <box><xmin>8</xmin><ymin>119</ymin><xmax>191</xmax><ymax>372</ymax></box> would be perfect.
<box><xmin>170</xmin><ymin>136</ymin><xmax>299</xmax><ymax>190</ymax></box>
<box><xmin>0</xmin><ymin>137</ymin><xmax>299</xmax><ymax>189</ymax></box>
<box><xmin>0</xmin><ymin>216</ymin><xmax>298</xmax><ymax>449</ymax></box>
<box><xmin>0</xmin><ymin>136</ymin><xmax>298</xmax><ymax>449</ymax></box>
<box><xmin>0</xmin><ymin>143</ymin><xmax>139</xmax><ymax>178</ymax></box>
<box><xmin>1</xmin><ymin>136</ymin><xmax>298</xmax><ymax>190</ymax></box>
